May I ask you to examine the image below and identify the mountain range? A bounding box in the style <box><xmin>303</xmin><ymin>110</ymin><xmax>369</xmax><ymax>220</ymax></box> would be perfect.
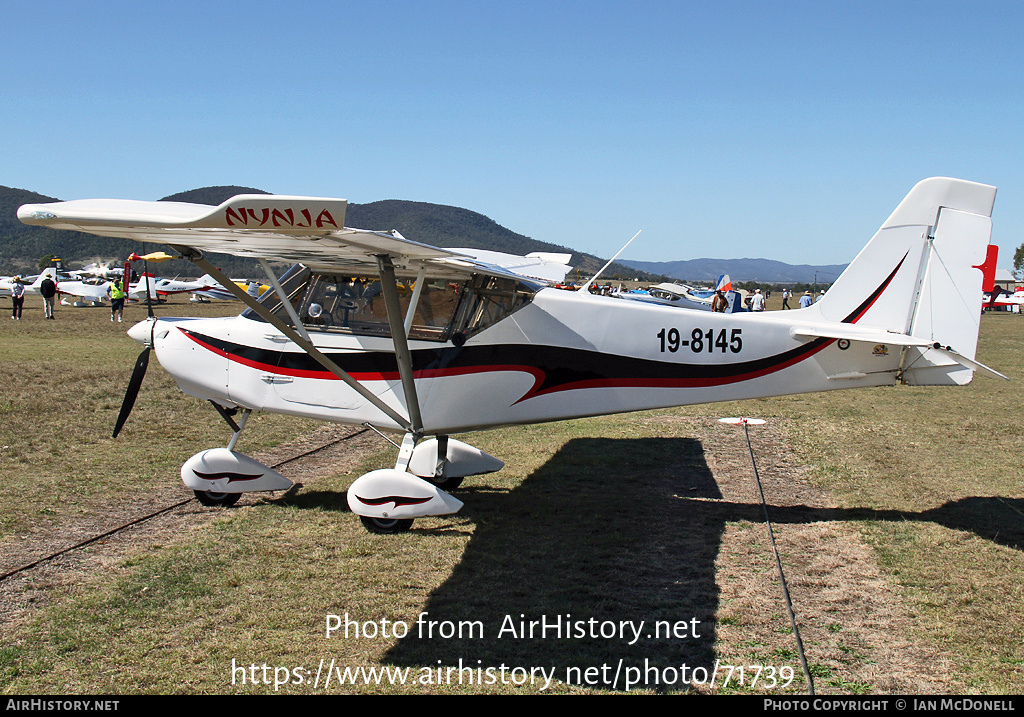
<box><xmin>619</xmin><ymin>257</ymin><xmax>847</xmax><ymax>285</ymax></box>
<box><xmin>1</xmin><ymin>184</ymin><xmax>844</xmax><ymax>284</ymax></box>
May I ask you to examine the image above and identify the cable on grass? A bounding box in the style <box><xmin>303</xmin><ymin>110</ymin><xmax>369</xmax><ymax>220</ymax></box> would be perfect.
<box><xmin>719</xmin><ymin>417</ymin><xmax>815</xmax><ymax>695</ymax></box>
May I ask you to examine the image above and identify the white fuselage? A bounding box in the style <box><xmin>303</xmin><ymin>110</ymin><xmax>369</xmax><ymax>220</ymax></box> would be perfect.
<box><xmin>146</xmin><ymin>287</ymin><xmax>897</xmax><ymax>435</ymax></box>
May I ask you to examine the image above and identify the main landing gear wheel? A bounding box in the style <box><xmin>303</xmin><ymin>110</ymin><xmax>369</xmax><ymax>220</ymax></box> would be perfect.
<box><xmin>193</xmin><ymin>490</ymin><xmax>241</xmax><ymax>507</ymax></box>
<box><xmin>359</xmin><ymin>516</ymin><xmax>414</xmax><ymax>534</ymax></box>
<box><xmin>427</xmin><ymin>475</ymin><xmax>464</xmax><ymax>491</ymax></box>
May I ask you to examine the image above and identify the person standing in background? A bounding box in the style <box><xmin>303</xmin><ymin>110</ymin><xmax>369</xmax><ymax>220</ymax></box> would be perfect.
<box><xmin>11</xmin><ymin>278</ymin><xmax>24</xmax><ymax>319</ymax></box>
<box><xmin>40</xmin><ymin>274</ymin><xmax>56</xmax><ymax>319</ymax></box>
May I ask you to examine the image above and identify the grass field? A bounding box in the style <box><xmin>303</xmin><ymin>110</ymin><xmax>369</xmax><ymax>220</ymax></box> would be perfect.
<box><xmin>0</xmin><ymin>293</ymin><xmax>1021</xmax><ymax>694</ymax></box>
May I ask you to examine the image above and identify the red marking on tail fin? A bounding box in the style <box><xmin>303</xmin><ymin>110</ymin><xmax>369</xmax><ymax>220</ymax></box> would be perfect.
<box><xmin>974</xmin><ymin>245</ymin><xmax>999</xmax><ymax>293</ymax></box>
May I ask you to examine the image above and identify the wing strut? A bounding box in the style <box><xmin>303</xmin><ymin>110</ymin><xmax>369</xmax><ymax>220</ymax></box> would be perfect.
<box><xmin>167</xmin><ymin>245</ymin><xmax>416</xmax><ymax>433</ymax></box>
<box><xmin>402</xmin><ymin>267</ymin><xmax>427</xmax><ymax>335</ymax></box>
<box><xmin>376</xmin><ymin>255</ymin><xmax>424</xmax><ymax>434</ymax></box>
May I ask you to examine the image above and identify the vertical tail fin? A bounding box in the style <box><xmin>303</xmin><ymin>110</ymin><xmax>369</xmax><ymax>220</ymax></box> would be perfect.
<box><xmin>810</xmin><ymin>178</ymin><xmax>996</xmax><ymax>385</ymax></box>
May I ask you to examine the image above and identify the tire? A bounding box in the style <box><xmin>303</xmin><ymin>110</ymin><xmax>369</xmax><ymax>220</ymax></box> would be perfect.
<box><xmin>194</xmin><ymin>490</ymin><xmax>241</xmax><ymax>507</ymax></box>
<box><xmin>359</xmin><ymin>516</ymin><xmax>413</xmax><ymax>534</ymax></box>
<box><xmin>427</xmin><ymin>475</ymin><xmax>464</xmax><ymax>491</ymax></box>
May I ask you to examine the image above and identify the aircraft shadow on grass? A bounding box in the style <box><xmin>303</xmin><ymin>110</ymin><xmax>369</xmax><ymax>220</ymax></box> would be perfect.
<box><xmin>276</xmin><ymin>436</ymin><xmax>1024</xmax><ymax>692</ymax></box>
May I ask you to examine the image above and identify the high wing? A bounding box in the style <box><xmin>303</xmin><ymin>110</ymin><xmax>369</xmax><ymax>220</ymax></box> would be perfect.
<box><xmin>17</xmin><ymin>195</ymin><xmax>571</xmax><ymax>283</ymax></box>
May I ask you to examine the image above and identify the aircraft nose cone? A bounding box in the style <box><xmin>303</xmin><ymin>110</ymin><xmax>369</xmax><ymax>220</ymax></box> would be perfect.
<box><xmin>127</xmin><ymin>317</ymin><xmax>154</xmax><ymax>346</ymax></box>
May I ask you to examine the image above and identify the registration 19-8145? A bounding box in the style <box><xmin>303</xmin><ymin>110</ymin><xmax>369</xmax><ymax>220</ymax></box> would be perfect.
<box><xmin>657</xmin><ymin>327</ymin><xmax>743</xmax><ymax>354</ymax></box>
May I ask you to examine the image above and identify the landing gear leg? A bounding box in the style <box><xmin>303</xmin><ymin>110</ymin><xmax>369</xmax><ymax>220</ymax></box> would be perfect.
<box><xmin>192</xmin><ymin>407</ymin><xmax>251</xmax><ymax>507</ymax></box>
<box><xmin>225</xmin><ymin>408</ymin><xmax>250</xmax><ymax>451</ymax></box>
<box><xmin>425</xmin><ymin>435</ymin><xmax>464</xmax><ymax>491</ymax></box>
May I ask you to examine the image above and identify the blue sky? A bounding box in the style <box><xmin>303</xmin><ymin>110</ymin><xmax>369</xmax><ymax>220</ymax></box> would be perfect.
<box><xmin>4</xmin><ymin>0</ymin><xmax>1023</xmax><ymax>269</ymax></box>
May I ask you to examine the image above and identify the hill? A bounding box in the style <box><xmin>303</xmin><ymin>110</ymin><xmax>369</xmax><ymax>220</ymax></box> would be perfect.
<box><xmin>620</xmin><ymin>257</ymin><xmax>848</xmax><ymax>285</ymax></box>
<box><xmin>0</xmin><ymin>187</ymin><xmax>139</xmax><ymax>274</ymax></box>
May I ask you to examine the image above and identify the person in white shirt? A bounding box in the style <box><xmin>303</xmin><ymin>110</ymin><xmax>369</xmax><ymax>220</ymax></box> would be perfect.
<box><xmin>750</xmin><ymin>288</ymin><xmax>766</xmax><ymax>311</ymax></box>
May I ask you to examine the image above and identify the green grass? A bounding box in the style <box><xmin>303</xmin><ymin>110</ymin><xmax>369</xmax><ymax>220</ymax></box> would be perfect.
<box><xmin>0</xmin><ymin>299</ymin><xmax>319</xmax><ymax>540</ymax></box>
<box><xmin>0</xmin><ymin>295</ymin><xmax>1022</xmax><ymax>694</ymax></box>
<box><xmin>760</xmin><ymin>311</ymin><xmax>1024</xmax><ymax>692</ymax></box>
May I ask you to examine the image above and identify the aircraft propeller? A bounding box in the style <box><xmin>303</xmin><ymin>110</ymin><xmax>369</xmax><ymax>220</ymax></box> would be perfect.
<box><xmin>112</xmin><ymin>344</ymin><xmax>150</xmax><ymax>438</ymax></box>
<box><xmin>112</xmin><ymin>257</ymin><xmax>157</xmax><ymax>439</ymax></box>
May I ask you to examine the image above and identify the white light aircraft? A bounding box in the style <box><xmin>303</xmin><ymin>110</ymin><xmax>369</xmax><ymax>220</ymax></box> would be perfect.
<box><xmin>616</xmin><ymin>281</ymin><xmax>745</xmax><ymax>313</ymax></box>
<box><xmin>0</xmin><ymin>268</ymin><xmax>60</xmax><ymax>297</ymax></box>
<box><xmin>156</xmin><ymin>274</ymin><xmax>271</xmax><ymax>302</ymax></box>
<box><xmin>75</xmin><ymin>261</ymin><xmax>121</xmax><ymax>280</ymax></box>
<box><xmin>54</xmin><ymin>272</ymin><xmax>158</xmax><ymax>307</ymax></box>
<box><xmin>56</xmin><ymin>277</ymin><xmax>110</xmax><ymax>306</ymax></box>
<box><xmin>984</xmin><ymin>286</ymin><xmax>1024</xmax><ymax>311</ymax></box>
<box><xmin>18</xmin><ymin>178</ymin><xmax>1007</xmax><ymax>533</ymax></box>
<box><xmin>154</xmin><ymin>274</ymin><xmax>221</xmax><ymax>297</ymax></box>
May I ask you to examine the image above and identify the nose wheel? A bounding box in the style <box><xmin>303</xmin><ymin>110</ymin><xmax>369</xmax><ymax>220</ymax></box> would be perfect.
<box><xmin>359</xmin><ymin>516</ymin><xmax>414</xmax><ymax>534</ymax></box>
<box><xmin>194</xmin><ymin>490</ymin><xmax>241</xmax><ymax>507</ymax></box>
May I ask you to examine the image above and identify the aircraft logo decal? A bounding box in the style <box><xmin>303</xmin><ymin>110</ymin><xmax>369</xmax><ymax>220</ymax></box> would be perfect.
<box><xmin>352</xmin><ymin>494</ymin><xmax>433</xmax><ymax>508</ymax></box>
<box><xmin>191</xmin><ymin>469</ymin><xmax>264</xmax><ymax>484</ymax></box>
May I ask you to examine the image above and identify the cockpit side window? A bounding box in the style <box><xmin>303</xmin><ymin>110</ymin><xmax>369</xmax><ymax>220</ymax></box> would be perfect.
<box><xmin>244</xmin><ymin>264</ymin><xmax>536</xmax><ymax>343</ymax></box>
<box><xmin>449</xmin><ymin>275</ymin><xmax>536</xmax><ymax>342</ymax></box>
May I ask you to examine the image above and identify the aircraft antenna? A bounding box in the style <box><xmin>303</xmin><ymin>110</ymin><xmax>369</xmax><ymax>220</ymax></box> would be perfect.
<box><xmin>578</xmin><ymin>230</ymin><xmax>641</xmax><ymax>293</ymax></box>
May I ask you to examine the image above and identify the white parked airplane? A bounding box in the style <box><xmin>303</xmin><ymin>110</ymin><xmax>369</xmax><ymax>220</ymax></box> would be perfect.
<box><xmin>984</xmin><ymin>286</ymin><xmax>1024</xmax><ymax>311</ymax></box>
<box><xmin>154</xmin><ymin>274</ymin><xmax>220</xmax><ymax>297</ymax></box>
<box><xmin>0</xmin><ymin>268</ymin><xmax>61</xmax><ymax>297</ymax></box>
<box><xmin>56</xmin><ymin>277</ymin><xmax>110</xmax><ymax>306</ymax></box>
<box><xmin>616</xmin><ymin>282</ymin><xmax>746</xmax><ymax>313</ymax></box>
<box><xmin>18</xmin><ymin>178</ymin><xmax>1007</xmax><ymax>532</ymax></box>
<box><xmin>54</xmin><ymin>272</ymin><xmax>159</xmax><ymax>306</ymax></box>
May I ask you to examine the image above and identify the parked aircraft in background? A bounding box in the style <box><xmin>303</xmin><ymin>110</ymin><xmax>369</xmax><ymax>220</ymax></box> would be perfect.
<box><xmin>0</xmin><ymin>268</ymin><xmax>60</xmax><ymax>297</ymax></box>
<box><xmin>155</xmin><ymin>274</ymin><xmax>221</xmax><ymax>298</ymax></box>
<box><xmin>984</xmin><ymin>286</ymin><xmax>1024</xmax><ymax>311</ymax></box>
<box><xmin>615</xmin><ymin>281</ymin><xmax>746</xmax><ymax>313</ymax></box>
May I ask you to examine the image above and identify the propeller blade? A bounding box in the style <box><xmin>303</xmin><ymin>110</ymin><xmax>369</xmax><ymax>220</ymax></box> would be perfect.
<box><xmin>112</xmin><ymin>346</ymin><xmax>150</xmax><ymax>438</ymax></box>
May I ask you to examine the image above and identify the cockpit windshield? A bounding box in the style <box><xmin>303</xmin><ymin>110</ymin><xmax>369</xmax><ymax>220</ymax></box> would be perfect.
<box><xmin>243</xmin><ymin>264</ymin><xmax>537</xmax><ymax>343</ymax></box>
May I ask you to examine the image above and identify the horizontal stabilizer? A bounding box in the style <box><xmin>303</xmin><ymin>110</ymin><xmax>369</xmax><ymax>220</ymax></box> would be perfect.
<box><xmin>791</xmin><ymin>324</ymin><xmax>933</xmax><ymax>347</ymax></box>
<box><xmin>791</xmin><ymin>325</ymin><xmax>1008</xmax><ymax>381</ymax></box>
<box><xmin>930</xmin><ymin>346</ymin><xmax>1009</xmax><ymax>381</ymax></box>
